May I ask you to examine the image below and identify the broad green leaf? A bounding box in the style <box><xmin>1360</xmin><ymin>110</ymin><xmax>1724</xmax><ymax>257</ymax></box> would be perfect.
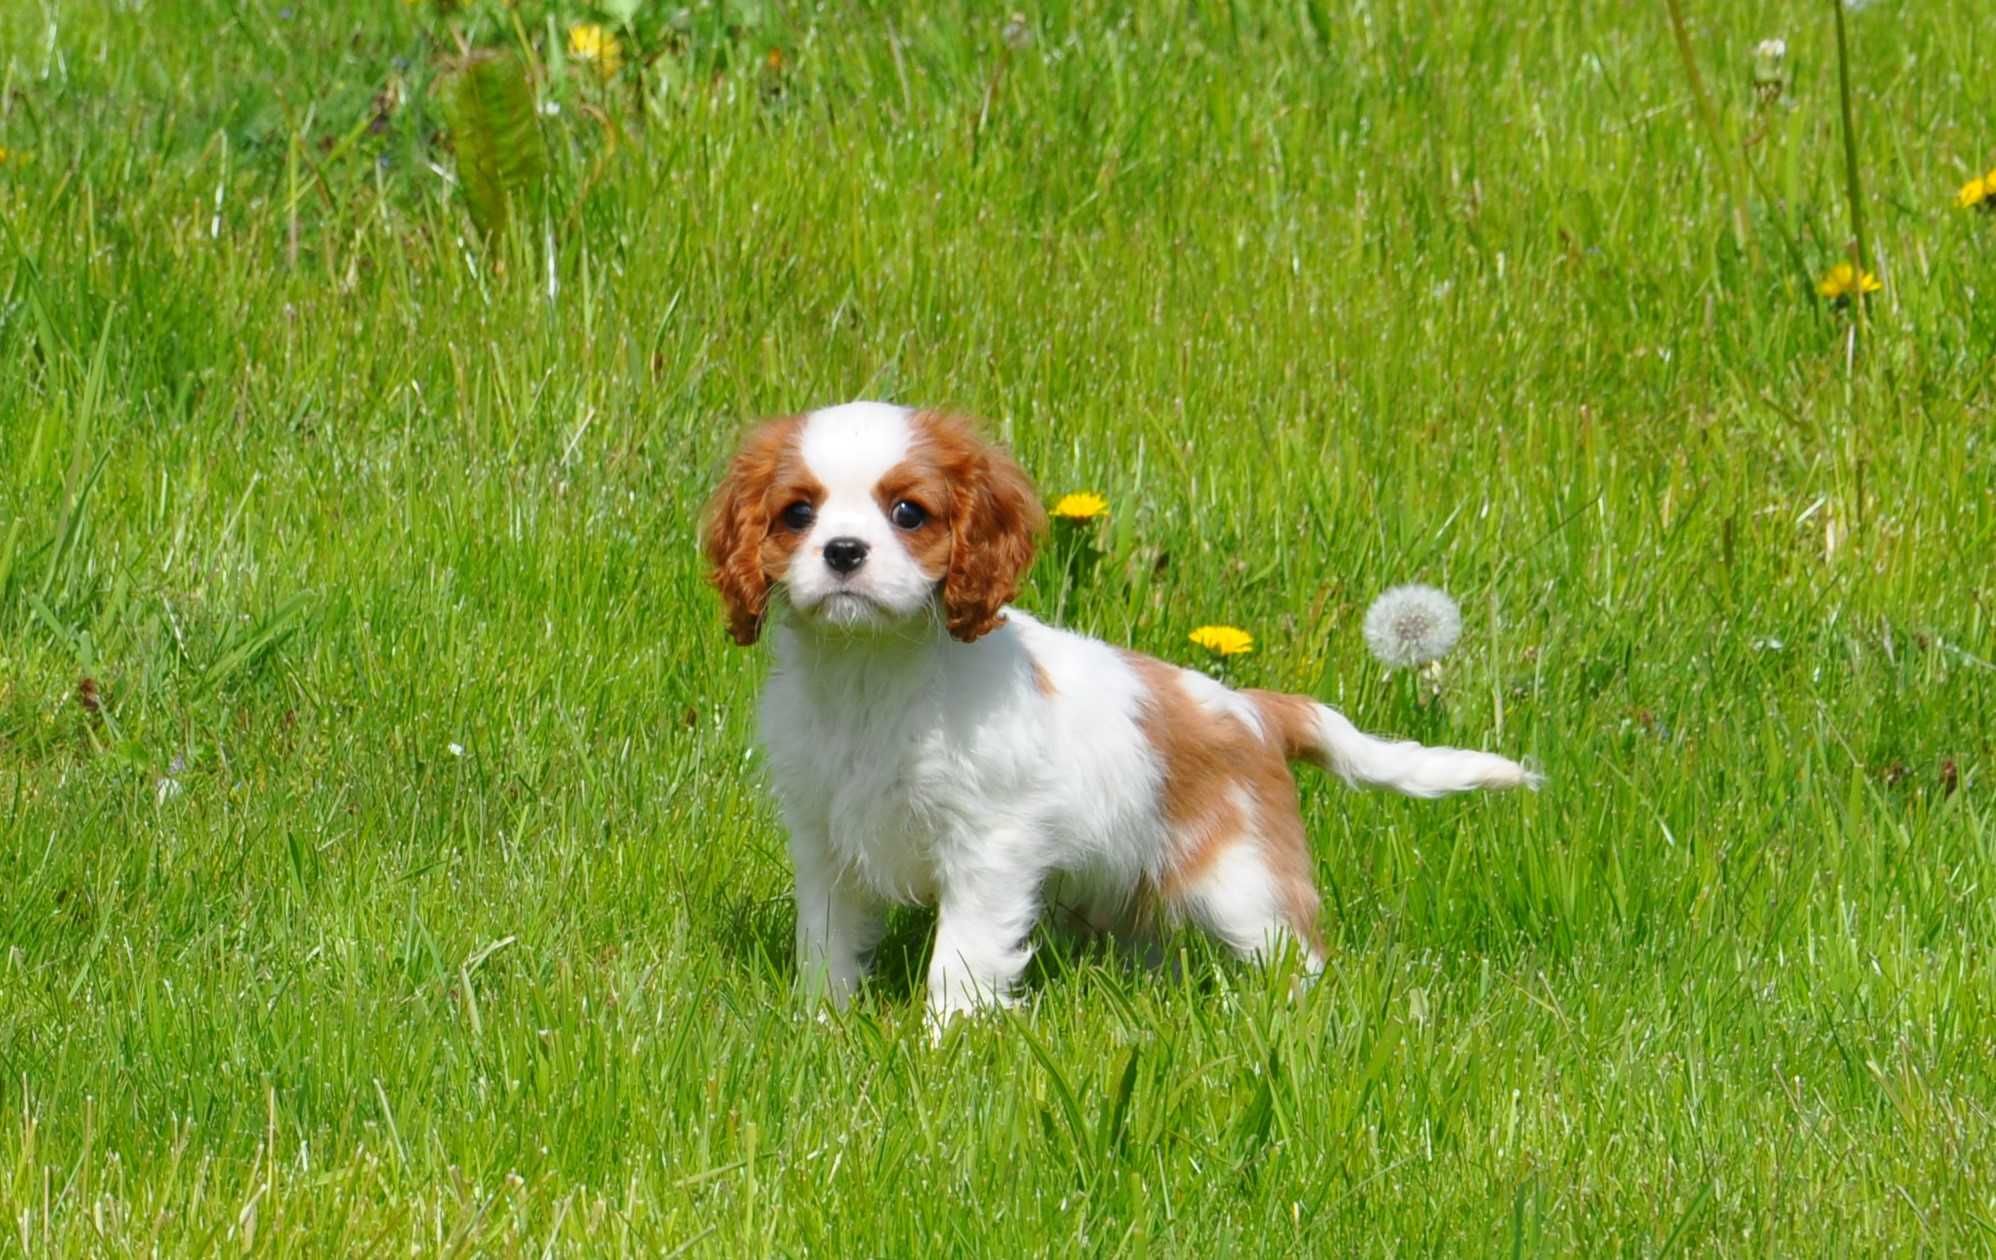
<box><xmin>439</xmin><ymin>50</ymin><xmax>547</xmax><ymax>240</ymax></box>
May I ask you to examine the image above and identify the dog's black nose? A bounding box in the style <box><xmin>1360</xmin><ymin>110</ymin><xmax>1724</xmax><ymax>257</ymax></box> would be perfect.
<box><xmin>823</xmin><ymin>537</ymin><xmax>868</xmax><ymax>574</ymax></box>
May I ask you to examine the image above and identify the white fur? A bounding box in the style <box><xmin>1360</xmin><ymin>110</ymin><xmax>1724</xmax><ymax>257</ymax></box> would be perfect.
<box><xmin>750</xmin><ymin>402</ymin><xmax>1537</xmax><ymax>1026</ymax></box>
<box><xmin>1177</xmin><ymin>835</ymin><xmax>1302</xmax><ymax>965</ymax></box>
<box><xmin>1305</xmin><ymin>708</ymin><xmax>1544</xmax><ymax>797</ymax></box>
<box><xmin>764</xmin><ymin>609</ymin><xmax>1167</xmax><ymax>1024</ymax></box>
<box><xmin>1176</xmin><ymin>668</ymin><xmax>1265</xmax><ymax>739</ymax></box>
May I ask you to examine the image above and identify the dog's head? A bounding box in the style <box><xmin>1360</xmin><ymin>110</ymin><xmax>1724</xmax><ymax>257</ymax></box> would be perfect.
<box><xmin>702</xmin><ymin>403</ymin><xmax>1045</xmax><ymax>645</ymax></box>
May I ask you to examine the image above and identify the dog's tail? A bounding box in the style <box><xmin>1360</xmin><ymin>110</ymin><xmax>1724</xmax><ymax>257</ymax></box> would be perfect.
<box><xmin>1247</xmin><ymin>690</ymin><xmax>1541</xmax><ymax>798</ymax></box>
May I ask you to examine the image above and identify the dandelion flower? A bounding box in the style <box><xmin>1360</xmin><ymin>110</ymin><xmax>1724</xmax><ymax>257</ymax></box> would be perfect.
<box><xmin>567</xmin><ymin>23</ymin><xmax>623</xmax><ymax>76</ymax></box>
<box><xmin>1816</xmin><ymin>262</ymin><xmax>1881</xmax><ymax>303</ymax></box>
<box><xmin>1189</xmin><ymin>625</ymin><xmax>1254</xmax><ymax>657</ymax></box>
<box><xmin>1363</xmin><ymin>584</ymin><xmax>1462</xmax><ymax>670</ymax></box>
<box><xmin>1960</xmin><ymin>170</ymin><xmax>1996</xmax><ymax>212</ymax></box>
<box><xmin>1050</xmin><ymin>492</ymin><xmax>1109</xmax><ymax>521</ymax></box>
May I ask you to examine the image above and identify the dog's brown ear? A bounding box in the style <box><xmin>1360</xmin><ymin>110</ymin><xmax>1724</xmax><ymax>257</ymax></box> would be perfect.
<box><xmin>918</xmin><ymin>412</ymin><xmax>1046</xmax><ymax>643</ymax></box>
<box><xmin>702</xmin><ymin>418</ymin><xmax>801</xmax><ymax>646</ymax></box>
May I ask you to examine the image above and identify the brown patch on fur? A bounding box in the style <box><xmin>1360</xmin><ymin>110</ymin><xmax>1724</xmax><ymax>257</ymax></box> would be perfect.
<box><xmin>701</xmin><ymin>417</ymin><xmax>820</xmax><ymax>645</ymax></box>
<box><xmin>906</xmin><ymin>411</ymin><xmax>1046</xmax><ymax>643</ymax></box>
<box><xmin>1244</xmin><ymin>689</ymin><xmax>1322</xmax><ymax>763</ymax></box>
<box><xmin>1031</xmin><ymin>658</ymin><xmax>1057</xmax><ymax>696</ymax></box>
<box><xmin>871</xmin><ymin>459</ymin><xmax>955</xmax><ymax>581</ymax></box>
<box><xmin>1125</xmin><ymin>654</ymin><xmax>1323</xmax><ymax>953</ymax></box>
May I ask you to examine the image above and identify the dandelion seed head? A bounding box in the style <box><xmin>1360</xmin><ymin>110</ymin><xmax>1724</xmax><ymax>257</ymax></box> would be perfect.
<box><xmin>1751</xmin><ymin>38</ymin><xmax>1789</xmax><ymax>103</ymax></box>
<box><xmin>1363</xmin><ymin>584</ymin><xmax>1462</xmax><ymax>670</ymax></box>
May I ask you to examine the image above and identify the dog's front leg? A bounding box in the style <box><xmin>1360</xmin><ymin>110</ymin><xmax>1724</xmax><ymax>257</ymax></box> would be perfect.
<box><xmin>789</xmin><ymin>824</ymin><xmax>882</xmax><ymax>1011</ymax></box>
<box><xmin>926</xmin><ymin>841</ymin><xmax>1041</xmax><ymax>1028</ymax></box>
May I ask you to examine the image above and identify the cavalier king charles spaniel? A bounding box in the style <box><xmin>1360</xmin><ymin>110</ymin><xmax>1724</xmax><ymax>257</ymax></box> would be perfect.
<box><xmin>704</xmin><ymin>401</ymin><xmax>1538</xmax><ymax>1024</ymax></box>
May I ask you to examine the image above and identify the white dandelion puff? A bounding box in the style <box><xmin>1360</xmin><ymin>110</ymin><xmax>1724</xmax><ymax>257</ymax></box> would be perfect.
<box><xmin>1363</xmin><ymin>584</ymin><xmax>1463</xmax><ymax>670</ymax></box>
<box><xmin>155</xmin><ymin>753</ymin><xmax>187</xmax><ymax>805</ymax></box>
<box><xmin>1752</xmin><ymin>38</ymin><xmax>1789</xmax><ymax>104</ymax></box>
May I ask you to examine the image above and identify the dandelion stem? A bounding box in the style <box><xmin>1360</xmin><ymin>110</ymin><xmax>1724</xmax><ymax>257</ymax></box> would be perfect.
<box><xmin>1740</xmin><ymin>154</ymin><xmax>1820</xmax><ymax>304</ymax></box>
<box><xmin>1661</xmin><ymin>0</ymin><xmax>1755</xmax><ymax>265</ymax></box>
<box><xmin>1489</xmin><ymin>584</ymin><xmax>1503</xmax><ymax>742</ymax></box>
<box><xmin>1832</xmin><ymin>0</ymin><xmax>1870</xmax><ymax>534</ymax></box>
<box><xmin>1831</xmin><ymin>0</ymin><xmax>1870</xmax><ymax>333</ymax></box>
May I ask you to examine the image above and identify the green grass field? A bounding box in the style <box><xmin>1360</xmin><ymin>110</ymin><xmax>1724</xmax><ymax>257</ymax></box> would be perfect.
<box><xmin>3</xmin><ymin>0</ymin><xmax>1993</xmax><ymax>1252</ymax></box>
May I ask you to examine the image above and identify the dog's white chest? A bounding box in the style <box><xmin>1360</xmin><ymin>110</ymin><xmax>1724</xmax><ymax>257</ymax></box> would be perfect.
<box><xmin>759</xmin><ymin>661</ymin><xmax>956</xmax><ymax>903</ymax></box>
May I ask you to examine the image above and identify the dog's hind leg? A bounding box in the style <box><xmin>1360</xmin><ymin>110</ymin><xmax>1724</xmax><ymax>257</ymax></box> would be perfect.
<box><xmin>1171</xmin><ymin>837</ymin><xmax>1325</xmax><ymax>976</ymax></box>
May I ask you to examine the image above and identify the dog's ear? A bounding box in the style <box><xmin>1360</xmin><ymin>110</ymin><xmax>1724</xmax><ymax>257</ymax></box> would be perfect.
<box><xmin>921</xmin><ymin>412</ymin><xmax>1046</xmax><ymax>643</ymax></box>
<box><xmin>702</xmin><ymin>418</ymin><xmax>799</xmax><ymax>646</ymax></box>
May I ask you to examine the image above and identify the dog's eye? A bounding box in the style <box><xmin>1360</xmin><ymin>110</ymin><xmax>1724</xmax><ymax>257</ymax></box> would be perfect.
<box><xmin>890</xmin><ymin>500</ymin><xmax>927</xmax><ymax>530</ymax></box>
<box><xmin>780</xmin><ymin>501</ymin><xmax>816</xmax><ymax>531</ymax></box>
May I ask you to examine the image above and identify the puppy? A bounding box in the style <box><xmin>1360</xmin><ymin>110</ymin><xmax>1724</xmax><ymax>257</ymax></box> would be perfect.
<box><xmin>703</xmin><ymin>402</ymin><xmax>1537</xmax><ymax>1023</ymax></box>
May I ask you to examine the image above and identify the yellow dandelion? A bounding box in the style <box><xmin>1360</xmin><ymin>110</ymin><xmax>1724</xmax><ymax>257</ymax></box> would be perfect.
<box><xmin>1189</xmin><ymin>625</ymin><xmax>1254</xmax><ymax>657</ymax></box>
<box><xmin>1050</xmin><ymin>492</ymin><xmax>1109</xmax><ymax>521</ymax></box>
<box><xmin>1816</xmin><ymin>262</ymin><xmax>1881</xmax><ymax>302</ymax></box>
<box><xmin>1965</xmin><ymin>169</ymin><xmax>1996</xmax><ymax>212</ymax></box>
<box><xmin>567</xmin><ymin>23</ymin><xmax>623</xmax><ymax>76</ymax></box>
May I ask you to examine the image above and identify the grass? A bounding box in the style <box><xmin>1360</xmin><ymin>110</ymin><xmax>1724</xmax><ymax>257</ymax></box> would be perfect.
<box><xmin>2</xmin><ymin>0</ymin><xmax>1993</xmax><ymax>1252</ymax></box>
